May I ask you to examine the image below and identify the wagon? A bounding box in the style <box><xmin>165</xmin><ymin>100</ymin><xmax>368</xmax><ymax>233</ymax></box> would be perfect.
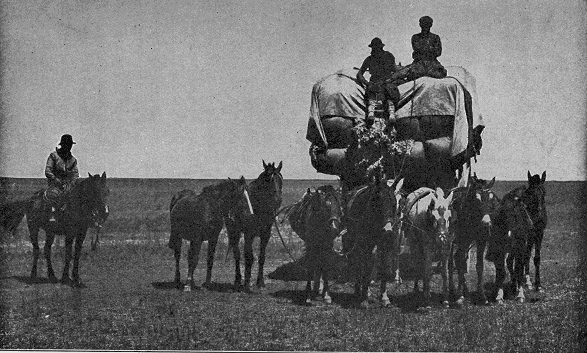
<box><xmin>305</xmin><ymin>66</ymin><xmax>485</xmax><ymax>193</ymax></box>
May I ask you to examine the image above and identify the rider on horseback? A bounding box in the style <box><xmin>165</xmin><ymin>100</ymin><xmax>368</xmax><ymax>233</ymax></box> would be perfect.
<box><xmin>45</xmin><ymin>134</ymin><xmax>79</xmax><ymax>222</ymax></box>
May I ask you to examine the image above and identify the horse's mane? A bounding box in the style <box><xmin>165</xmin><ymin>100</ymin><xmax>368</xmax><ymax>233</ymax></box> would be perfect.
<box><xmin>200</xmin><ymin>179</ymin><xmax>236</xmax><ymax>198</ymax></box>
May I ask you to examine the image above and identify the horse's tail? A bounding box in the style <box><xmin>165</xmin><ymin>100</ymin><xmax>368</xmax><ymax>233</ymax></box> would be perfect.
<box><xmin>0</xmin><ymin>198</ymin><xmax>32</xmax><ymax>232</ymax></box>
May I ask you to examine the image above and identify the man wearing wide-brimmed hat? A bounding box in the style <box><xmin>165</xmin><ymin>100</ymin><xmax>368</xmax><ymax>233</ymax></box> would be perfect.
<box><xmin>45</xmin><ymin>134</ymin><xmax>79</xmax><ymax>222</ymax></box>
<box><xmin>356</xmin><ymin>37</ymin><xmax>400</xmax><ymax>129</ymax></box>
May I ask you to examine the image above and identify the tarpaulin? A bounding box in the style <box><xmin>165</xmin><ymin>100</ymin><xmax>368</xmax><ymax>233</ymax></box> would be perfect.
<box><xmin>306</xmin><ymin>66</ymin><xmax>482</xmax><ymax>158</ymax></box>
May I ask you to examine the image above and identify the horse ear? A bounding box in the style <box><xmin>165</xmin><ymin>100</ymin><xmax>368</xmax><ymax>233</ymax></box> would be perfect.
<box><xmin>435</xmin><ymin>187</ymin><xmax>444</xmax><ymax>199</ymax></box>
<box><xmin>88</xmin><ymin>172</ymin><xmax>92</xmax><ymax>178</ymax></box>
<box><xmin>527</xmin><ymin>171</ymin><xmax>532</xmax><ymax>183</ymax></box>
<box><xmin>487</xmin><ymin>177</ymin><xmax>495</xmax><ymax>189</ymax></box>
<box><xmin>276</xmin><ymin>161</ymin><xmax>282</xmax><ymax>173</ymax></box>
<box><xmin>541</xmin><ymin>171</ymin><xmax>547</xmax><ymax>183</ymax></box>
<box><xmin>101</xmin><ymin>172</ymin><xmax>107</xmax><ymax>179</ymax></box>
<box><xmin>263</xmin><ymin>160</ymin><xmax>267</xmax><ymax>169</ymax></box>
<box><xmin>446</xmin><ymin>191</ymin><xmax>454</xmax><ymax>205</ymax></box>
<box><xmin>240</xmin><ymin>175</ymin><xmax>246</xmax><ymax>182</ymax></box>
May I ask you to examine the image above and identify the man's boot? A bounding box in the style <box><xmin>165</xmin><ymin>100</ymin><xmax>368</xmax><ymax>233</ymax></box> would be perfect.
<box><xmin>366</xmin><ymin>99</ymin><xmax>378</xmax><ymax>128</ymax></box>
<box><xmin>386</xmin><ymin>100</ymin><xmax>398</xmax><ymax>133</ymax></box>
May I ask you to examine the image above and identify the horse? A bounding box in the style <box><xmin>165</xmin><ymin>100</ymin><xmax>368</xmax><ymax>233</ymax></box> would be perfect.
<box><xmin>0</xmin><ymin>173</ymin><xmax>109</xmax><ymax>287</ymax></box>
<box><xmin>283</xmin><ymin>185</ymin><xmax>343</xmax><ymax>304</ymax></box>
<box><xmin>403</xmin><ymin>186</ymin><xmax>455</xmax><ymax>309</ymax></box>
<box><xmin>168</xmin><ymin>177</ymin><xmax>252</xmax><ymax>291</ymax></box>
<box><xmin>343</xmin><ymin>175</ymin><xmax>404</xmax><ymax>308</ymax></box>
<box><xmin>226</xmin><ymin>160</ymin><xmax>283</xmax><ymax>290</ymax></box>
<box><xmin>487</xmin><ymin>171</ymin><xmax>547</xmax><ymax>304</ymax></box>
<box><xmin>451</xmin><ymin>173</ymin><xmax>500</xmax><ymax>306</ymax></box>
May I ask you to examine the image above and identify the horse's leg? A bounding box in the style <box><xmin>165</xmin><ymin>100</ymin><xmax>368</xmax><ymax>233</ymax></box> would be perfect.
<box><xmin>243</xmin><ymin>234</ymin><xmax>254</xmax><ymax>290</ymax></box>
<box><xmin>227</xmin><ymin>227</ymin><xmax>242</xmax><ymax>289</ymax></box>
<box><xmin>184</xmin><ymin>240</ymin><xmax>202</xmax><ymax>292</ymax></box>
<box><xmin>421</xmin><ymin>246</ymin><xmax>433</xmax><ymax>309</ymax></box>
<box><xmin>305</xmin><ymin>269</ymin><xmax>314</xmax><ymax>305</ymax></box>
<box><xmin>61</xmin><ymin>236</ymin><xmax>74</xmax><ymax>284</ymax></box>
<box><xmin>454</xmin><ymin>242</ymin><xmax>467</xmax><ymax>306</ymax></box>
<box><xmin>174</xmin><ymin>244</ymin><xmax>182</xmax><ymax>289</ymax></box>
<box><xmin>440</xmin><ymin>252</ymin><xmax>450</xmax><ymax>308</ymax></box>
<box><xmin>256</xmin><ymin>226</ymin><xmax>271</xmax><ymax>288</ymax></box>
<box><xmin>30</xmin><ymin>226</ymin><xmax>44</xmax><ymax>280</ymax></box>
<box><xmin>524</xmin><ymin>236</ymin><xmax>535</xmax><ymax>291</ymax></box>
<box><xmin>494</xmin><ymin>252</ymin><xmax>507</xmax><ymax>305</ymax></box>
<box><xmin>323</xmin><ymin>271</ymin><xmax>332</xmax><ymax>304</ymax></box>
<box><xmin>514</xmin><ymin>251</ymin><xmax>526</xmax><ymax>303</ymax></box>
<box><xmin>477</xmin><ymin>239</ymin><xmax>489</xmax><ymax>305</ymax></box>
<box><xmin>534</xmin><ymin>230</ymin><xmax>544</xmax><ymax>292</ymax></box>
<box><xmin>204</xmin><ymin>237</ymin><xmax>218</xmax><ymax>286</ymax></box>
<box><xmin>71</xmin><ymin>231</ymin><xmax>87</xmax><ymax>286</ymax></box>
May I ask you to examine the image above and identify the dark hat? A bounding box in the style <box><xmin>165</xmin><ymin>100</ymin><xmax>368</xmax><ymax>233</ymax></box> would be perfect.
<box><xmin>59</xmin><ymin>134</ymin><xmax>76</xmax><ymax>146</ymax></box>
<box><xmin>419</xmin><ymin>16</ymin><xmax>433</xmax><ymax>26</ymax></box>
<box><xmin>368</xmin><ymin>37</ymin><xmax>385</xmax><ymax>48</ymax></box>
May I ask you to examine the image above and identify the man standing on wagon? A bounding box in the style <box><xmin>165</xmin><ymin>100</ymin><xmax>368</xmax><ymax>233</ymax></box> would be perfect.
<box><xmin>45</xmin><ymin>134</ymin><xmax>79</xmax><ymax>222</ymax></box>
<box><xmin>356</xmin><ymin>37</ymin><xmax>401</xmax><ymax>129</ymax></box>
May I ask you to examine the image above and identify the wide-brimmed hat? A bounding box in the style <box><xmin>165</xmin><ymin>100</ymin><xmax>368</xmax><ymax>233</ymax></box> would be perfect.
<box><xmin>59</xmin><ymin>134</ymin><xmax>76</xmax><ymax>147</ymax></box>
<box><xmin>368</xmin><ymin>37</ymin><xmax>385</xmax><ymax>48</ymax></box>
<box><xmin>419</xmin><ymin>16</ymin><xmax>433</xmax><ymax>26</ymax></box>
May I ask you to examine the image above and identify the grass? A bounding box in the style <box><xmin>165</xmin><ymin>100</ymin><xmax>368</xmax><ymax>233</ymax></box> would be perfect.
<box><xmin>0</xmin><ymin>178</ymin><xmax>585</xmax><ymax>351</ymax></box>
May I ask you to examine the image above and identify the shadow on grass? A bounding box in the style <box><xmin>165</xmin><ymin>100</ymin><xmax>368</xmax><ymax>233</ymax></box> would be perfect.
<box><xmin>10</xmin><ymin>275</ymin><xmax>86</xmax><ymax>288</ymax></box>
<box><xmin>151</xmin><ymin>281</ymin><xmax>237</xmax><ymax>293</ymax></box>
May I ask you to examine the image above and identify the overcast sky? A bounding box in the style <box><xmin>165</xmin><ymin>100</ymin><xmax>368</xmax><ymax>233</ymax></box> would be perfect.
<box><xmin>1</xmin><ymin>0</ymin><xmax>585</xmax><ymax>180</ymax></box>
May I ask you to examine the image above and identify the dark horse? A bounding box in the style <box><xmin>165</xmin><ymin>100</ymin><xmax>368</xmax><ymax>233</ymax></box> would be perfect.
<box><xmin>226</xmin><ymin>160</ymin><xmax>283</xmax><ymax>290</ymax></box>
<box><xmin>451</xmin><ymin>173</ymin><xmax>500</xmax><ymax>306</ymax></box>
<box><xmin>1</xmin><ymin>173</ymin><xmax>109</xmax><ymax>287</ymax></box>
<box><xmin>168</xmin><ymin>177</ymin><xmax>251</xmax><ymax>291</ymax></box>
<box><xmin>283</xmin><ymin>185</ymin><xmax>343</xmax><ymax>304</ymax></box>
<box><xmin>487</xmin><ymin>171</ymin><xmax>547</xmax><ymax>304</ymax></box>
<box><xmin>343</xmin><ymin>175</ymin><xmax>404</xmax><ymax>308</ymax></box>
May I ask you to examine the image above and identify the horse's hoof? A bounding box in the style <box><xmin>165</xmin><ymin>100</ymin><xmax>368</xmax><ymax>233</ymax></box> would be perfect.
<box><xmin>72</xmin><ymin>280</ymin><xmax>83</xmax><ymax>288</ymax></box>
<box><xmin>516</xmin><ymin>297</ymin><xmax>525</xmax><ymax>304</ymax></box>
<box><xmin>536</xmin><ymin>286</ymin><xmax>544</xmax><ymax>293</ymax></box>
<box><xmin>455</xmin><ymin>297</ymin><xmax>465</xmax><ymax>307</ymax></box>
<box><xmin>304</xmin><ymin>299</ymin><xmax>314</xmax><ymax>306</ymax></box>
<box><xmin>442</xmin><ymin>300</ymin><xmax>450</xmax><ymax>308</ymax></box>
<box><xmin>324</xmin><ymin>297</ymin><xmax>332</xmax><ymax>304</ymax></box>
<box><xmin>496</xmin><ymin>299</ymin><xmax>505</xmax><ymax>306</ymax></box>
<box><xmin>417</xmin><ymin>305</ymin><xmax>431</xmax><ymax>313</ymax></box>
<box><xmin>48</xmin><ymin>275</ymin><xmax>58</xmax><ymax>283</ymax></box>
<box><xmin>359</xmin><ymin>300</ymin><xmax>370</xmax><ymax>309</ymax></box>
<box><xmin>202</xmin><ymin>281</ymin><xmax>212</xmax><ymax>289</ymax></box>
<box><xmin>183</xmin><ymin>285</ymin><xmax>192</xmax><ymax>292</ymax></box>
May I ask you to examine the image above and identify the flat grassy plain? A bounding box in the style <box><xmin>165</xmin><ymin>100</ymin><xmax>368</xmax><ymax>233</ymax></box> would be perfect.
<box><xmin>0</xmin><ymin>177</ymin><xmax>585</xmax><ymax>351</ymax></box>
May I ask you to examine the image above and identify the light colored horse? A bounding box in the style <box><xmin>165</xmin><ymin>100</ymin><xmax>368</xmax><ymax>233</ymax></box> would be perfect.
<box><xmin>404</xmin><ymin>187</ymin><xmax>455</xmax><ymax>310</ymax></box>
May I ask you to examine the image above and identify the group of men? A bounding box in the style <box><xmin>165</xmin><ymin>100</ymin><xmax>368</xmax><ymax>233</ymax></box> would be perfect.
<box><xmin>356</xmin><ymin>16</ymin><xmax>446</xmax><ymax>128</ymax></box>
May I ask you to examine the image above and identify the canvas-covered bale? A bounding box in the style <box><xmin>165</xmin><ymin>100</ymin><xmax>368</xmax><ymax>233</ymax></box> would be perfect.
<box><xmin>306</xmin><ymin>66</ymin><xmax>484</xmax><ymax>180</ymax></box>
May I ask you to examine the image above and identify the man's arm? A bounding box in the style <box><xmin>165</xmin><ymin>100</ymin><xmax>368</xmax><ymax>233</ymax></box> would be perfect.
<box><xmin>356</xmin><ymin>57</ymin><xmax>370</xmax><ymax>87</ymax></box>
<box><xmin>45</xmin><ymin>154</ymin><xmax>59</xmax><ymax>184</ymax></box>
<box><xmin>71</xmin><ymin>159</ymin><xmax>79</xmax><ymax>180</ymax></box>
<box><xmin>432</xmin><ymin>34</ymin><xmax>442</xmax><ymax>58</ymax></box>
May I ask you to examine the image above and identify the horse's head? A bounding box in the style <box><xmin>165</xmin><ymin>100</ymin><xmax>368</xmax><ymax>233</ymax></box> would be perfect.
<box><xmin>260</xmin><ymin>160</ymin><xmax>283</xmax><ymax>191</ymax></box>
<box><xmin>380</xmin><ymin>177</ymin><xmax>405</xmax><ymax>234</ymax></box>
<box><xmin>522</xmin><ymin>171</ymin><xmax>547</xmax><ymax>228</ymax></box>
<box><xmin>312</xmin><ymin>185</ymin><xmax>343</xmax><ymax>239</ymax></box>
<box><xmin>226</xmin><ymin>176</ymin><xmax>254</xmax><ymax>217</ymax></box>
<box><xmin>470</xmin><ymin>173</ymin><xmax>499</xmax><ymax>227</ymax></box>
<box><xmin>427</xmin><ymin>187</ymin><xmax>455</xmax><ymax>244</ymax></box>
<box><xmin>85</xmin><ymin>172</ymin><xmax>110</xmax><ymax>228</ymax></box>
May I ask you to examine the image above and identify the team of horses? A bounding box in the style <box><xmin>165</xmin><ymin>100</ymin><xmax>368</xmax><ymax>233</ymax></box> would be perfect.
<box><xmin>0</xmin><ymin>163</ymin><xmax>547</xmax><ymax>311</ymax></box>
